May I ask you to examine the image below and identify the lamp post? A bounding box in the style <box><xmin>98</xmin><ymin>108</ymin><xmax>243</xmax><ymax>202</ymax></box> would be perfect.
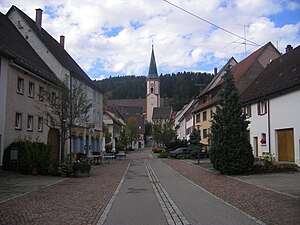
<box><xmin>197</xmin><ymin>125</ymin><xmax>201</xmax><ymax>164</ymax></box>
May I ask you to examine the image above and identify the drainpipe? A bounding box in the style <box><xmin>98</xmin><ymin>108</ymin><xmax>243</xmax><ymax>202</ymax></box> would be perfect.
<box><xmin>268</xmin><ymin>100</ymin><xmax>271</xmax><ymax>154</ymax></box>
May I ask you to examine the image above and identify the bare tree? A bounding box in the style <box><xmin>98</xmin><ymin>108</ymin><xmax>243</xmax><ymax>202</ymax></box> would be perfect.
<box><xmin>39</xmin><ymin>77</ymin><xmax>92</xmax><ymax>161</ymax></box>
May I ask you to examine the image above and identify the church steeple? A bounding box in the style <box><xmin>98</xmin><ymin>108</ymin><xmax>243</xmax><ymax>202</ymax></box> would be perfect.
<box><xmin>148</xmin><ymin>45</ymin><xmax>158</xmax><ymax>78</ymax></box>
<box><xmin>146</xmin><ymin>44</ymin><xmax>160</xmax><ymax>122</ymax></box>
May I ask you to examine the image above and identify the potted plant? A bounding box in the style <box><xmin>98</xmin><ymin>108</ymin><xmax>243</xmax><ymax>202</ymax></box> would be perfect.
<box><xmin>72</xmin><ymin>158</ymin><xmax>91</xmax><ymax>177</ymax></box>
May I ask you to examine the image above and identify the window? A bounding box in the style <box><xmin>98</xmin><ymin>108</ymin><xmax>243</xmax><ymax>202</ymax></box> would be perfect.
<box><xmin>203</xmin><ymin>111</ymin><xmax>207</xmax><ymax>121</ymax></box>
<box><xmin>38</xmin><ymin>117</ymin><xmax>43</xmax><ymax>132</ymax></box>
<box><xmin>210</xmin><ymin>109</ymin><xmax>213</xmax><ymax>119</ymax></box>
<box><xmin>260</xmin><ymin>133</ymin><xmax>266</xmax><ymax>144</ymax></box>
<box><xmin>28</xmin><ymin>82</ymin><xmax>34</xmax><ymax>98</ymax></box>
<box><xmin>258</xmin><ymin>100</ymin><xmax>267</xmax><ymax>115</ymax></box>
<box><xmin>93</xmin><ymin>109</ymin><xmax>96</xmax><ymax>122</ymax></box>
<box><xmin>150</xmin><ymin>87</ymin><xmax>154</xmax><ymax>94</ymax></box>
<box><xmin>17</xmin><ymin>77</ymin><xmax>24</xmax><ymax>94</ymax></box>
<box><xmin>27</xmin><ymin>115</ymin><xmax>33</xmax><ymax>131</ymax></box>
<box><xmin>51</xmin><ymin>92</ymin><xmax>56</xmax><ymax>103</ymax></box>
<box><xmin>39</xmin><ymin>86</ymin><xmax>44</xmax><ymax>101</ymax></box>
<box><xmin>203</xmin><ymin>129</ymin><xmax>208</xmax><ymax>138</ymax></box>
<box><xmin>72</xmin><ymin>78</ymin><xmax>77</xmax><ymax>90</ymax></box>
<box><xmin>93</xmin><ymin>90</ymin><xmax>96</xmax><ymax>102</ymax></box>
<box><xmin>195</xmin><ymin>113</ymin><xmax>200</xmax><ymax>123</ymax></box>
<box><xmin>97</xmin><ymin>112</ymin><xmax>100</xmax><ymax>122</ymax></box>
<box><xmin>244</xmin><ymin>105</ymin><xmax>251</xmax><ymax>118</ymax></box>
<box><xmin>15</xmin><ymin>113</ymin><xmax>22</xmax><ymax>129</ymax></box>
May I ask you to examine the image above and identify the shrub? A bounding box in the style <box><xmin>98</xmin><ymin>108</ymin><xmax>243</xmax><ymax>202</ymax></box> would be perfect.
<box><xmin>72</xmin><ymin>158</ymin><xmax>91</xmax><ymax>173</ymax></box>
<box><xmin>2</xmin><ymin>140</ymin><xmax>52</xmax><ymax>174</ymax></box>
<box><xmin>158</xmin><ymin>151</ymin><xmax>169</xmax><ymax>158</ymax></box>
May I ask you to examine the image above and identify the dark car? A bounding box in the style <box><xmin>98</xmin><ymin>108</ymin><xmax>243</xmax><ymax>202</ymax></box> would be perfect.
<box><xmin>169</xmin><ymin>147</ymin><xmax>189</xmax><ymax>158</ymax></box>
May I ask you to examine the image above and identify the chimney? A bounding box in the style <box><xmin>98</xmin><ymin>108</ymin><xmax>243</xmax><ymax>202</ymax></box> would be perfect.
<box><xmin>214</xmin><ymin>67</ymin><xmax>218</xmax><ymax>76</ymax></box>
<box><xmin>35</xmin><ymin>8</ymin><xmax>43</xmax><ymax>31</ymax></box>
<box><xmin>60</xmin><ymin>35</ymin><xmax>65</xmax><ymax>48</ymax></box>
<box><xmin>285</xmin><ymin>45</ymin><xmax>293</xmax><ymax>53</ymax></box>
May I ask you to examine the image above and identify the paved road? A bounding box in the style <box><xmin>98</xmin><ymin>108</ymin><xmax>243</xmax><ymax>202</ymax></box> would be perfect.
<box><xmin>100</xmin><ymin>150</ymin><xmax>259</xmax><ymax>225</ymax></box>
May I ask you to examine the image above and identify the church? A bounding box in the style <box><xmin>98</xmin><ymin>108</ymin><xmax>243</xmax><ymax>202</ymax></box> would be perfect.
<box><xmin>106</xmin><ymin>45</ymin><xmax>172</xmax><ymax>147</ymax></box>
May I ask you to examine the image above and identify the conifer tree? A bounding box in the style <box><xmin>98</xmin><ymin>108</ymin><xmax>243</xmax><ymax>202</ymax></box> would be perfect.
<box><xmin>209</xmin><ymin>68</ymin><xmax>254</xmax><ymax>174</ymax></box>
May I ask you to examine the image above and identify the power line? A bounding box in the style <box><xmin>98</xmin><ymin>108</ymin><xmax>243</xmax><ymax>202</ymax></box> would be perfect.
<box><xmin>163</xmin><ymin>0</ymin><xmax>261</xmax><ymax>48</ymax></box>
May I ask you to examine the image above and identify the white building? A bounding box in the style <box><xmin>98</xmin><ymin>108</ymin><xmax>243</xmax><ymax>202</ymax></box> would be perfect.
<box><xmin>0</xmin><ymin>11</ymin><xmax>60</xmax><ymax>165</ymax></box>
<box><xmin>241</xmin><ymin>45</ymin><xmax>300</xmax><ymax>166</ymax></box>
<box><xmin>6</xmin><ymin>6</ymin><xmax>103</xmax><ymax>159</ymax></box>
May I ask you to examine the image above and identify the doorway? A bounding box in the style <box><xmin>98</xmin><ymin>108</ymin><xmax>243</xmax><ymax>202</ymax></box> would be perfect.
<box><xmin>254</xmin><ymin>137</ymin><xmax>258</xmax><ymax>157</ymax></box>
<box><xmin>48</xmin><ymin>128</ymin><xmax>60</xmax><ymax>164</ymax></box>
<box><xmin>277</xmin><ymin>128</ymin><xmax>294</xmax><ymax>162</ymax></box>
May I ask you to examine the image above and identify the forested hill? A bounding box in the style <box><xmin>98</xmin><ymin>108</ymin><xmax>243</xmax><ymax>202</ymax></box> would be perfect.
<box><xmin>95</xmin><ymin>71</ymin><xmax>214</xmax><ymax>111</ymax></box>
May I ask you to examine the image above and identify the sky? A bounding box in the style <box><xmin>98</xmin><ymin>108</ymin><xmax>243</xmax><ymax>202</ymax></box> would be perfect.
<box><xmin>0</xmin><ymin>0</ymin><xmax>300</xmax><ymax>80</ymax></box>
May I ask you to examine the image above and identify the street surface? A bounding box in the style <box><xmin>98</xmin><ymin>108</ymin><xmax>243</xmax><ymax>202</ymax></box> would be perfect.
<box><xmin>0</xmin><ymin>148</ymin><xmax>299</xmax><ymax>225</ymax></box>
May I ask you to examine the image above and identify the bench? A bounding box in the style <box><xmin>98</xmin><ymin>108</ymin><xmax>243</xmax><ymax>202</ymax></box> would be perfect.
<box><xmin>116</xmin><ymin>152</ymin><xmax>126</xmax><ymax>160</ymax></box>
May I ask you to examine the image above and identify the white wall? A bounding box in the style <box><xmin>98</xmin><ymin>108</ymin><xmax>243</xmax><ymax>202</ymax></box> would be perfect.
<box><xmin>247</xmin><ymin>103</ymin><xmax>269</xmax><ymax>156</ymax></box>
<box><xmin>270</xmin><ymin>90</ymin><xmax>300</xmax><ymax>166</ymax></box>
<box><xmin>8</xmin><ymin>11</ymin><xmax>69</xmax><ymax>80</ymax></box>
<box><xmin>0</xmin><ymin>57</ymin><xmax>9</xmax><ymax>166</ymax></box>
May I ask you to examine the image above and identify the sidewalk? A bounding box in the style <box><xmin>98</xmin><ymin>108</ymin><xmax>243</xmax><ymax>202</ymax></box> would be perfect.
<box><xmin>0</xmin><ymin>161</ymin><xmax>129</xmax><ymax>225</ymax></box>
<box><xmin>164</xmin><ymin>159</ymin><xmax>300</xmax><ymax>225</ymax></box>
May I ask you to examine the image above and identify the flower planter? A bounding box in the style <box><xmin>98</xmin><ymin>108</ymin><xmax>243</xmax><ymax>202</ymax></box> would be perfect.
<box><xmin>74</xmin><ymin>170</ymin><xmax>89</xmax><ymax>177</ymax></box>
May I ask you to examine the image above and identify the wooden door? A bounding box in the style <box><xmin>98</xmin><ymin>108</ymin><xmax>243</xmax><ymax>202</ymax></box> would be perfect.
<box><xmin>277</xmin><ymin>129</ymin><xmax>294</xmax><ymax>162</ymax></box>
<box><xmin>48</xmin><ymin>128</ymin><xmax>60</xmax><ymax>164</ymax></box>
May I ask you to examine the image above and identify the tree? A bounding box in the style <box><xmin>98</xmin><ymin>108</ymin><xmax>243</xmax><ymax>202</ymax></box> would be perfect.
<box><xmin>188</xmin><ymin>128</ymin><xmax>203</xmax><ymax>162</ymax></box>
<box><xmin>152</xmin><ymin>118</ymin><xmax>176</xmax><ymax>148</ymax></box>
<box><xmin>40</xmin><ymin>77</ymin><xmax>92</xmax><ymax>161</ymax></box>
<box><xmin>209</xmin><ymin>68</ymin><xmax>254</xmax><ymax>174</ymax></box>
<box><xmin>126</xmin><ymin>117</ymin><xmax>140</xmax><ymax>148</ymax></box>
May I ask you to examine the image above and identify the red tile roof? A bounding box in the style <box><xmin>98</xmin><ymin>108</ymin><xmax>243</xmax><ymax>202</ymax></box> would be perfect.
<box><xmin>241</xmin><ymin>44</ymin><xmax>300</xmax><ymax>103</ymax></box>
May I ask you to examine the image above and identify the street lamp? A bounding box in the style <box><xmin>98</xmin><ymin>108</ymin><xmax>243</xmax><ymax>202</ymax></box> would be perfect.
<box><xmin>197</xmin><ymin>125</ymin><xmax>201</xmax><ymax>164</ymax></box>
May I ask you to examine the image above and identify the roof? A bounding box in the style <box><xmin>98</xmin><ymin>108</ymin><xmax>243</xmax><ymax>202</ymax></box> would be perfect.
<box><xmin>192</xmin><ymin>95</ymin><xmax>220</xmax><ymax>113</ymax></box>
<box><xmin>152</xmin><ymin>107</ymin><xmax>172</xmax><ymax>120</ymax></box>
<box><xmin>193</xmin><ymin>42</ymin><xmax>280</xmax><ymax>114</ymax></box>
<box><xmin>8</xmin><ymin>5</ymin><xmax>102</xmax><ymax>93</ymax></box>
<box><xmin>148</xmin><ymin>46</ymin><xmax>158</xmax><ymax>79</ymax></box>
<box><xmin>241</xmin><ymin>44</ymin><xmax>300</xmax><ymax>103</ymax></box>
<box><xmin>107</xmin><ymin>99</ymin><xmax>147</xmax><ymax>113</ymax></box>
<box><xmin>106</xmin><ymin>98</ymin><xmax>169</xmax><ymax>113</ymax></box>
<box><xmin>0</xmin><ymin>12</ymin><xmax>59</xmax><ymax>85</ymax></box>
<box><xmin>104</xmin><ymin>107</ymin><xmax>126</xmax><ymax>126</ymax></box>
<box><xmin>199</xmin><ymin>57</ymin><xmax>237</xmax><ymax>96</ymax></box>
<box><xmin>115</xmin><ymin>105</ymin><xmax>145</xmax><ymax>133</ymax></box>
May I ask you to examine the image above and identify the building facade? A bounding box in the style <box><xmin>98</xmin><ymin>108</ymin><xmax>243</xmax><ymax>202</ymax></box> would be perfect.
<box><xmin>5</xmin><ymin>6</ymin><xmax>103</xmax><ymax>160</ymax></box>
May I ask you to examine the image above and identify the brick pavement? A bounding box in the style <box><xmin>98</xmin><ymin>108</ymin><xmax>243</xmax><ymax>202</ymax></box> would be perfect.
<box><xmin>164</xmin><ymin>159</ymin><xmax>300</xmax><ymax>225</ymax></box>
<box><xmin>0</xmin><ymin>161</ymin><xmax>129</xmax><ymax>225</ymax></box>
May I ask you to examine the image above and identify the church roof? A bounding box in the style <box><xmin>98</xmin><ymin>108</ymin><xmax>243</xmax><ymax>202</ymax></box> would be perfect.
<box><xmin>148</xmin><ymin>46</ymin><xmax>158</xmax><ymax>78</ymax></box>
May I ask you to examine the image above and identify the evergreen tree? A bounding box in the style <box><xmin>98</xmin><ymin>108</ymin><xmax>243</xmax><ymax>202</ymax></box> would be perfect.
<box><xmin>209</xmin><ymin>68</ymin><xmax>254</xmax><ymax>174</ymax></box>
<box><xmin>188</xmin><ymin>128</ymin><xmax>201</xmax><ymax>156</ymax></box>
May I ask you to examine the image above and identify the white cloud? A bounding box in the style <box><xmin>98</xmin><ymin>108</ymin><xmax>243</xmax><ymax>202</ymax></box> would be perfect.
<box><xmin>1</xmin><ymin>0</ymin><xmax>299</xmax><ymax>78</ymax></box>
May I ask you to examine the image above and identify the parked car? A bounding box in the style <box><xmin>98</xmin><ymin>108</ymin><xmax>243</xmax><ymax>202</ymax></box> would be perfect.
<box><xmin>152</xmin><ymin>147</ymin><xmax>164</xmax><ymax>153</ymax></box>
<box><xmin>169</xmin><ymin>147</ymin><xmax>189</xmax><ymax>158</ymax></box>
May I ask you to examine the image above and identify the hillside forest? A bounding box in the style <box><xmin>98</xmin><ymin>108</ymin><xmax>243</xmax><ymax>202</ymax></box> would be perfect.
<box><xmin>95</xmin><ymin>71</ymin><xmax>214</xmax><ymax>111</ymax></box>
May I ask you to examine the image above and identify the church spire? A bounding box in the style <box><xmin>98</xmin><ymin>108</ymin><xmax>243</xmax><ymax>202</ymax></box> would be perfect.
<box><xmin>148</xmin><ymin>45</ymin><xmax>158</xmax><ymax>78</ymax></box>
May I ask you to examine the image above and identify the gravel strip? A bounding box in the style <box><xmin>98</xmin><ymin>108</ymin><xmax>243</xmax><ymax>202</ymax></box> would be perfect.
<box><xmin>164</xmin><ymin>159</ymin><xmax>300</xmax><ymax>225</ymax></box>
<box><xmin>0</xmin><ymin>161</ymin><xmax>129</xmax><ymax>225</ymax></box>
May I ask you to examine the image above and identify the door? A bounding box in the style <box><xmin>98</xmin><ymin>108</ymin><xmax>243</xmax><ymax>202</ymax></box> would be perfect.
<box><xmin>254</xmin><ymin>137</ymin><xmax>258</xmax><ymax>157</ymax></box>
<box><xmin>48</xmin><ymin>128</ymin><xmax>60</xmax><ymax>164</ymax></box>
<box><xmin>277</xmin><ymin>128</ymin><xmax>294</xmax><ymax>162</ymax></box>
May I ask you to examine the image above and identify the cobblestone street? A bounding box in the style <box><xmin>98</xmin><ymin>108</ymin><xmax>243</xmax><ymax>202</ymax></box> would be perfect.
<box><xmin>0</xmin><ymin>150</ymin><xmax>299</xmax><ymax>225</ymax></box>
<box><xmin>0</xmin><ymin>161</ymin><xmax>129</xmax><ymax>225</ymax></box>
